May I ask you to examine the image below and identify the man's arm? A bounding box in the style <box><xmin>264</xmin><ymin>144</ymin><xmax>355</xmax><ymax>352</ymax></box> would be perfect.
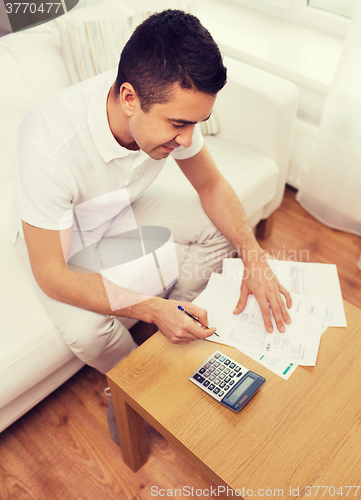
<box><xmin>176</xmin><ymin>143</ymin><xmax>292</xmax><ymax>333</ymax></box>
<box><xmin>22</xmin><ymin>222</ymin><xmax>216</xmax><ymax>344</ymax></box>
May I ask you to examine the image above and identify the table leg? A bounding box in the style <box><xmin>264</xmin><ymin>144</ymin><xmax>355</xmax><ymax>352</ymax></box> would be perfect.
<box><xmin>256</xmin><ymin>213</ymin><xmax>275</xmax><ymax>239</ymax></box>
<box><xmin>112</xmin><ymin>391</ymin><xmax>148</xmax><ymax>472</ymax></box>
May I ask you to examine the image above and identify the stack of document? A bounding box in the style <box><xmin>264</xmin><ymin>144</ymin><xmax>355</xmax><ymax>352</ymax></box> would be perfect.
<box><xmin>193</xmin><ymin>259</ymin><xmax>347</xmax><ymax>379</ymax></box>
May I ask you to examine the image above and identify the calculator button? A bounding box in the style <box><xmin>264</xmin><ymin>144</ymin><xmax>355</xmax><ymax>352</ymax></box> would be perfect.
<box><xmin>208</xmin><ymin>367</ymin><xmax>215</xmax><ymax>373</ymax></box>
<box><xmin>193</xmin><ymin>374</ymin><xmax>205</xmax><ymax>383</ymax></box>
<box><xmin>219</xmin><ymin>381</ymin><xmax>226</xmax><ymax>388</ymax></box>
<box><xmin>224</xmin><ymin>368</ymin><xmax>230</xmax><ymax>374</ymax></box>
<box><xmin>214</xmin><ymin>369</ymin><xmax>220</xmax><ymax>376</ymax></box>
<box><xmin>203</xmin><ymin>380</ymin><xmax>210</xmax><ymax>387</ymax></box>
<box><xmin>213</xmin><ymin>387</ymin><xmax>220</xmax><ymax>394</ymax></box>
<box><xmin>229</xmin><ymin>380</ymin><xmax>235</xmax><ymax>385</ymax></box>
<box><xmin>214</xmin><ymin>353</ymin><xmax>221</xmax><ymax>359</ymax></box>
<box><xmin>229</xmin><ymin>372</ymin><xmax>235</xmax><ymax>378</ymax></box>
<box><xmin>214</xmin><ymin>361</ymin><xmax>220</xmax><ymax>367</ymax></box>
<box><xmin>204</xmin><ymin>371</ymin><xmax>211</xmax><ymax>378</ymax></box>
<box><xmin>224</xmin><ymin>376</ymin><xmax>231</xmax><ymax>383</ymax></box>
<box><xmin>218</xmin><ymin>390</ymin><xmax>224</xmax><ymax>397</ymax></box>
<box><xmin>219</xmin><ymin>373</ymin><xmax>225</xmax><ymax>380</ymax></box>
<box><xmin>219</xmin><ymin>356</ymin><xmax>226</xmax><ymax>362</ymax></box>
<box><xmin>234</xmin><ymin>366</ymin><xmax>241</xmax><ymax>372</ymax></box>
<box><xmin>229</xmin><ymin>362</ymin><xmax>235</xmax><ymax>369</ymax></box>
<box><xmin>224</xmin><ymin>385</ymin><xmax>230</xmax><ymax>391</ymax></box>
<box><xmin>199</xmin><ymin>368</ymin><xmax>206</xmax><ymax>374</ymax></box>
<box><xmin>214</xmin><ymin>378</ymin><xmax>220</xmax><ymax>385</ymax></box>
<box><xmin>209</xmin><ymin>358</ymin><xmax>216</xmax><ymax>364</ymax></box>
<box><xmin>204</xmin><ymin>363</ymin><xmax>211</xmax><ymax>369</ymax></box>
<box><xmin>219</xmin><ymin>365</ymin><xmax>225</xmax><ymax>371</ymax></box>
<box><xmin>237</xmin><ymin>372</ymin><xmax>243</xmax><ymax>377</ymax></box>
<box><xmin>208</xmin><ymin>375</ymin><xmax>215</xmax><ymax>381</ymax></box>
<box><xmin>208</xmin><ymin>384</ymin><xmax>215</xmax><ymax>390</ymax></box>
<box><xmin>224</xmin><ymin>359</ymin><xmax>231</xmax><ymax>365</ymax></box>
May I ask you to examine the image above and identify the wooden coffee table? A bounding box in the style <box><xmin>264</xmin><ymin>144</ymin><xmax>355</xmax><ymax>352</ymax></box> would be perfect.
<box><xmin>107</xmin><ymin>301</ymin><xmax>361</xmax><ymax>499</ymax></box>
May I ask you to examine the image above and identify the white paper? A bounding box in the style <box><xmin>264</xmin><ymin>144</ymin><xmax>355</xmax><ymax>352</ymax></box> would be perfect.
<box><xmin>221</xmin><ymin>258</ymin><xmax>346</xmax><ymax>328</ymax></box>
<box><xmin>194</xmin><ymin>272</ymin><xmax>298</xmax><ymax>378</ymax></box>
<box><xmin>195</xmin><ymin>272</ymin><xmax>327</xmax><ymax>366</ymax></box>
<box><xmin>267</xmin><ymin>260</ymin><xmax>346</xmax><ymax>328</ymax></box>
<box><xmin>240</xmin><ymin>349</ymin><xmax>298</xmax><ymax>380</ymax></box>
<box><xmin>230</xmin><ymin>293</ymin><xmax>326</xmax><ymax>366</ymax></box>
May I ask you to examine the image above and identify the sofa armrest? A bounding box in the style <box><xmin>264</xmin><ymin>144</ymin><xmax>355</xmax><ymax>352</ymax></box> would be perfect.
<box><xmin>214</xmin><ymin>56</ymin><xmax>298</xmax><ymax>218</ymax></box>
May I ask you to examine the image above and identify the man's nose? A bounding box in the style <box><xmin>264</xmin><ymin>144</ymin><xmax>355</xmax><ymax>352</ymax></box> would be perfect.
<box><xmin>175</xmin><ymin>124</ymin><xmax>195</xmax><ymax>148</ymax></box>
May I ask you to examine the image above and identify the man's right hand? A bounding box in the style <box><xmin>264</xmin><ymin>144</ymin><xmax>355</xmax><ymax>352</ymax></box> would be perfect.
<box><xmin>151</xmin><ymin>298</ymin><xmax>216</xmax><ymax>344</ymax></box>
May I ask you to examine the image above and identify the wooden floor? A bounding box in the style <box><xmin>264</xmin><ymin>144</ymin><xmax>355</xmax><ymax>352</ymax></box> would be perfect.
<box><xmin>1</xmin><ymin>186</ymin><xmax>360</xmax><ymax>500</ymax></box>
<box><xmin>260</xmin><ymin>186</ymin><xmax>361</xmax><ymax>310</ymax></box>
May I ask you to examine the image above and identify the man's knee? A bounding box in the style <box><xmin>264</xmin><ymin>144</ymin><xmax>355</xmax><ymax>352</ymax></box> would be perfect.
<box><xmin>61</xmin><ymin>314</ymin><xmax>118</xmax><ymax>357</ymax></box>
<box><xmin>60</xmin><ymin>313</ymin><xmax>137</xmax><ymax>373</ymax></box>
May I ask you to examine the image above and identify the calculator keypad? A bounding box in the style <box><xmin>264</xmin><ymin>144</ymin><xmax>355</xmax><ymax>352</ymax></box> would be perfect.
<box><xmin>190</xmin><ymin>351</ymin><xmax>249</xmax><ymax>401</ymax></box>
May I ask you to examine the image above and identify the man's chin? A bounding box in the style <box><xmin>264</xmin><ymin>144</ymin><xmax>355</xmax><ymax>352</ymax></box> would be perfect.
<box><xmin>147</xmin><ymin>147</ymin><xmax>173</xmax><ymax>160</ymax></box>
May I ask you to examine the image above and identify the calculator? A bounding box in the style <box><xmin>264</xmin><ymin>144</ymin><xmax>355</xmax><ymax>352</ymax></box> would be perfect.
<box><xmin>189</xmin><ymin>351</ymin><xmax>265</xmax><ymax>412</ymax></box>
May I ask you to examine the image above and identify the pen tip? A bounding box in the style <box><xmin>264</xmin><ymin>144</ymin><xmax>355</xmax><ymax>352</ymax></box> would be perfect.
<box><xmin>178</xmin><ymin>305</ymin><xmax>183</xmax><ymax>311</ymax></box>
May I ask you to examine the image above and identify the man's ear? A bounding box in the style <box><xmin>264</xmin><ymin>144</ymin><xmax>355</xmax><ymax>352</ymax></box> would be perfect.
<box><xmin>119</xmin><ymin>83</ymin><xmax>138</xmax><ymax>117</ymax></box>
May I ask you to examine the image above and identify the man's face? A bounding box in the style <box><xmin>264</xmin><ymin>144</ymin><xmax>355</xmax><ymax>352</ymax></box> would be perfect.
<box><xmin>128</xmin><ymin>84</ymin><xmax>216</xmax><ymax>160</ymax></box>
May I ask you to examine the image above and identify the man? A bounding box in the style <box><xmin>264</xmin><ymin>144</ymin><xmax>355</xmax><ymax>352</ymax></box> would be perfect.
<box><xmin>13</xmin><ymin>10</ymin><xmax>291</xmax><ymax>441</ymax></box>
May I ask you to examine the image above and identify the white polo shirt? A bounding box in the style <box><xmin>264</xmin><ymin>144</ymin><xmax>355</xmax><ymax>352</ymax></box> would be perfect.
<box><xmin>11</xmin><ymin>69</ymin><xmax>204</xmax><ymax>247</ymax></box>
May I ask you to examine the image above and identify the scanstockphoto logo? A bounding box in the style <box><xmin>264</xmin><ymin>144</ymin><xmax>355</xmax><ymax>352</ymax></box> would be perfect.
<box><xmin>0</xmin><ymin>0</ymin><xmax>78</xmax><ymax>37</ymax></box>
<box><xmin>60</xmin><ymin>189</ymin><xmax>179</xmax><ymax>311</ymax></box>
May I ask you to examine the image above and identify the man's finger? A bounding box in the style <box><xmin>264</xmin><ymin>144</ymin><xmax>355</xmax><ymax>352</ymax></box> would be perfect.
<box><xmin>188</xmin><ymin>322</ymin><xmax>217</xmax><ymax>340</ymax></box>
<box><xmin>194</xmin><ymin>309</ymin><xmax>210</xmax><ymax>328</ymax></box>
<box><xmin>279</xmin><ymin>285</ymin><xmax>292</xmax><ymax>310</ymax></box>
<box><xmin>255</xmin><ymin>295</ymin><xmax>273</xmax><ymax>333</ymax></box>
<box><xmin>178</xmin><ymin>313</ymin><xmax>217</xmax><ymax>340</ymax></box>
<box><xmin>233</xmin><ymin>283</ymin><xmax>249</xmax><ymax>314</ymax></box>
<box><xmin>184</xmin><ymin>304</ymin><xmax>209</xmax><ymax>327</ymax></box>
<box><xmin>277</xmin><ymin>291</ymin><xmax>292</xmax><ymax>325</ymax></box>
<box><xmin>164</xmin><ymin>328</ymin><xmax>197</xmax><ymax>343</ymax></box>
<box><xmin>268</xmin><ymin>296</ymin><xmax>286</xmax><ymax>333</ymax></box>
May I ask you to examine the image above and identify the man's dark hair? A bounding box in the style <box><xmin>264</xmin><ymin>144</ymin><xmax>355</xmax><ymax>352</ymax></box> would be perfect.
<box><xmin>115</xmin><ymin>9</ymin><xmax>227</xmax><ymax>112</ymax></box>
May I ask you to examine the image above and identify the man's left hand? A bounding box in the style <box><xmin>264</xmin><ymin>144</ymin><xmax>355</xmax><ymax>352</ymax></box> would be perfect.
<box><xmin>233</xmin><ymin>258</ymin><xmax>292</xmax><ymax>333</ymax></box>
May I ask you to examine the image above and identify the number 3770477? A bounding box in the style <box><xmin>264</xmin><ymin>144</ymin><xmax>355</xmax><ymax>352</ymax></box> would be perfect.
<box><xmin>304</xmin><ymin>486</ymin><xmax>360</xmax><ymax>496</ymax></box>
<box><xmin>5</xmin><ymin>3</ymin><xmax>62</xmax><ymax>14</ymax></box>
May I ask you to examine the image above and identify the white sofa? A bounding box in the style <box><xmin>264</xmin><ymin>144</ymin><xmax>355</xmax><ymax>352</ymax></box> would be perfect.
<box><xmin>0</xmin><ymin>6</ymin><xmax>298</xmax><ymax>433</ymax></box>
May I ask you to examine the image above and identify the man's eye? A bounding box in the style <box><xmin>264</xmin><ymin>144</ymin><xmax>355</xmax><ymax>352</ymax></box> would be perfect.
<box><xmin>172</xmin><ymin>123</ymin><xmax>184</xmax><ymax>128</ymax></box>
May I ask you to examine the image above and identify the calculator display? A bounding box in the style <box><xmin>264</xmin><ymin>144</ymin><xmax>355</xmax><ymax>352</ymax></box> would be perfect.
<box><xmin>227</xmin><ymin>376</ymin><xmax>254</xmax><ymax>403</ymax></box>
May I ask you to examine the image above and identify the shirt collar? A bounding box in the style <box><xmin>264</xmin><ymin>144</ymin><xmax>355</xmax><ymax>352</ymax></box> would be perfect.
<box><xmin>87</xmin><ymin>70</ymin><xmax>144</xmax><ymax>163</ymax></box>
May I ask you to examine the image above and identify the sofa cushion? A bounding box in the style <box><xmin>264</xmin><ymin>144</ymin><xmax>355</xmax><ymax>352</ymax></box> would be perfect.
<box><xmin>205</xmin><ymin>136</ymin><xmax>278</xmax><ymax>218</ymax></box>
<box><xmin>154</xmin><ymin>138</ymin><xmax>278</xmax><ymax>226</ymax></box>
<box><xmin>0</xmin><ymin>22</ymin><xmax>71</xmax><ymax>184</ymax></box>
<box><xmin>0</xmin><ymin>357</ymin><xmax>84</xmax><ymax>433</ymax></box>
<box><xmin>55</xmin><ymin>0</ymin><xmax>134</xmax><ymax>84</ymax></box>
<box><xmin>200</xmin><ymin>113</ymin><xmax>219</xmax><ymax>136</ymax></box>
<box><xmin>0</xmin><ymin>182</ymin><xmax>76</xmax><ymax>410</ymax></box>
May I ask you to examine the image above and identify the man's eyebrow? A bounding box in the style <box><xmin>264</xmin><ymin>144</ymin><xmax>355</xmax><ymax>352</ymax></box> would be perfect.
<box><xmin>169</xmin><ymin>112</ymin><xmax>212</xmax><ymax>125</ymax></box>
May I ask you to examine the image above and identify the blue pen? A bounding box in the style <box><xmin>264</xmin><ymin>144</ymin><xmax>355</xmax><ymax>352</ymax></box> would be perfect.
<box><xmin>178</xmin><ymin>305</ymin><xmax>220</xmax><ymax>337</ymax></box>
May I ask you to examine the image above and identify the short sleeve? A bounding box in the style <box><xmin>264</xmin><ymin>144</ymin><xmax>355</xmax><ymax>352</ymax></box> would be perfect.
<box><xmin>170</xmin><ymin>123</ymin><xmax>204</xmax><ymax>160</ymax></box>
<box><xmin>14</xmin><ymin>142</ymin><xmax>74</xmax><ymax>231</ymax></box>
